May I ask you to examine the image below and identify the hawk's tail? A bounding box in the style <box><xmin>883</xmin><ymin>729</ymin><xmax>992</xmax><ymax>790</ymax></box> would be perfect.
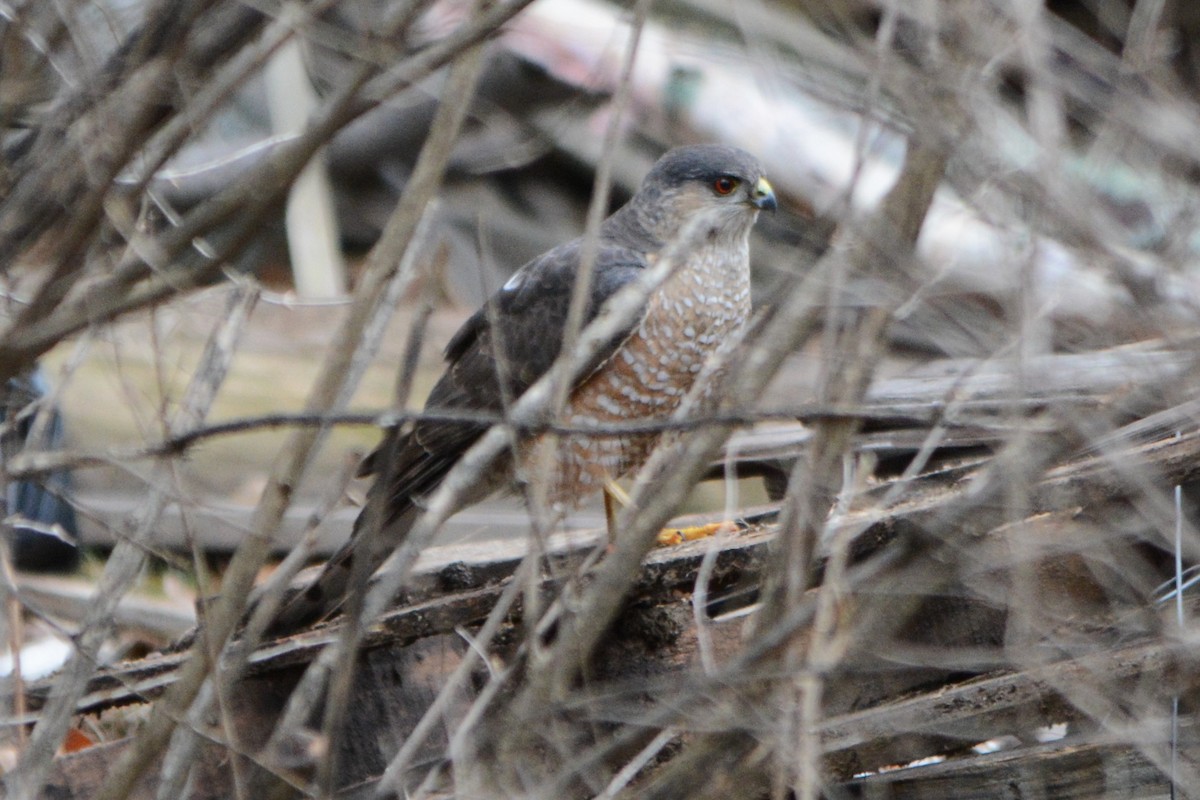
<box><xmin>264</xmin><ymin>501</ymin><xmax>422</xmax><ymax>635</ymax></box>
<box><xmin>259</xmin><ymin>413</ymin><xmax>489</xmax><ymax>636</ymax></box>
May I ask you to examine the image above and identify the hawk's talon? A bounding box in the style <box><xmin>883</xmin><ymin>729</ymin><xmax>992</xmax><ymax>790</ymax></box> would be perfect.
<box><xmin>656</xmin><ymin>520</ymin><xmax>739</xmax><ymax>547</ymax></box>
<box><xmin>607</xmin><ymin>481</ymin><xmax>740</xmax><ymax>546</ymax></box>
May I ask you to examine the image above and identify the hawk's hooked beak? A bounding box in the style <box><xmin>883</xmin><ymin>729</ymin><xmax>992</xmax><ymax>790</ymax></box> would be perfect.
<box><xmin>752</xmin><ymin>177</ymin><xmax>777</xmax><ymax>212</ymax></box>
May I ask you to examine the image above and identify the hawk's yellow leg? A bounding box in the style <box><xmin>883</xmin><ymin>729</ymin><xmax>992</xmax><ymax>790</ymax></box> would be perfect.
<box><xmin>602</xmin><ymin>479</ymin><xmax>736</xmax><ymax>546</ymax></box>
<box><xmin>602</xmin><ymin>480</ymin><xmax>632</xmax><ymax>545</ymax></box>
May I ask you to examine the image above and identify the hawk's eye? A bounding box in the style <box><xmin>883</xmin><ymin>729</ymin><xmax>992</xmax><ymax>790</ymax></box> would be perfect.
<box><xmin>712</xmin><ymin>176</ymin><xmax>740</xmax><ymax>196</ymax></box>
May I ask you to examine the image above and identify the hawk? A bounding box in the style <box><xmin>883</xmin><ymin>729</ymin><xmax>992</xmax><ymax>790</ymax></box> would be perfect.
<box><xmin>272</xmin><ymin>144</ymin><xmax>776</xmax><ymax>631</ymax></box>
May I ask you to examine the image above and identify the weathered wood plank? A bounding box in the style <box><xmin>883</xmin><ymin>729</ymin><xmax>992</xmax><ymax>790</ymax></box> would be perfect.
<box><xmin>845</xmin><ymin>738</ymin><xmax>1187</xmax><ymax>800</ymax></box>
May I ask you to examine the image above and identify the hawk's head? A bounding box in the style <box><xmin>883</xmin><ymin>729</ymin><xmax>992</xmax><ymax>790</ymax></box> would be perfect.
<box><xmin>613</xmin><ymin>144</ymin><xmax>776</xmax><ymax>249</ymax></box>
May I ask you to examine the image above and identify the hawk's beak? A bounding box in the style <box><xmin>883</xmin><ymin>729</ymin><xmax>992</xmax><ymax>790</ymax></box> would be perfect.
<box><xmin>752</xmin><ymin>177</ymin><xmax>777</xmax><ymax>212</ymax></box>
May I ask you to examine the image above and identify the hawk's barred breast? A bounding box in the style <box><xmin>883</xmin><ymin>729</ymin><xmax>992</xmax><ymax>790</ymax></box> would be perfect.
<box><xmin>535</xmin><ymin>235</ymin><xmax>753</xmax><ymax>505</ymax></box>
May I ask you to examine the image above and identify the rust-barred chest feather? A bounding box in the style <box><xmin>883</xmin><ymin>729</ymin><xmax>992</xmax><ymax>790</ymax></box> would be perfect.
<box><xmin>530</xmin><ymin>238</ymin><xmax>752</xmax><ymax>504</ymax></box>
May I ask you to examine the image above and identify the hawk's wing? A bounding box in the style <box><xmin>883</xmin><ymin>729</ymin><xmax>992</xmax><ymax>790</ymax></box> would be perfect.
<box><xmin>440</xmin><ymin>238</ymin><xmax>650</xmax><ymax>408</ymax></box>
<box><xmin>360</xmin><ymin>239</ymin><xmax>652</xmax><ymax>513</ymax></box>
